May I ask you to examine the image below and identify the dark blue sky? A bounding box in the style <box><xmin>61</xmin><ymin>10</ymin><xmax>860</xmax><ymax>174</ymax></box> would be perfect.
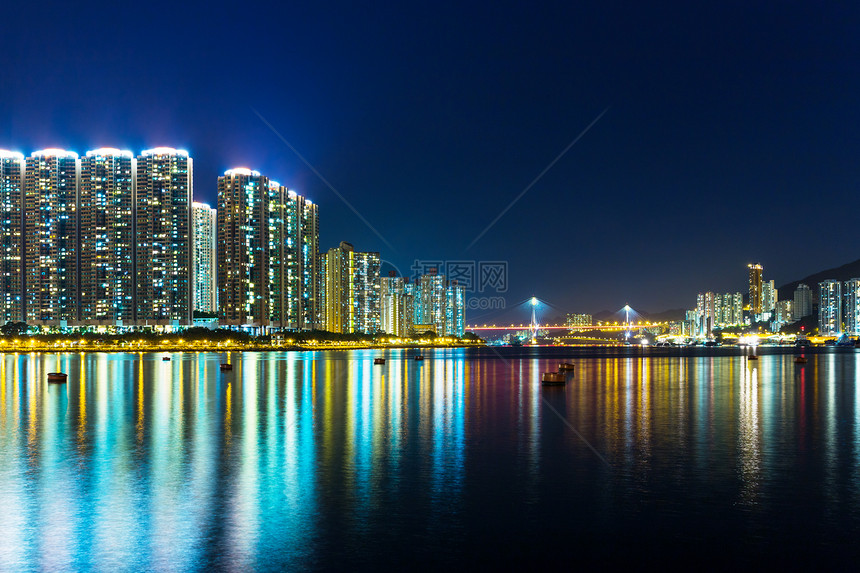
<box><xmin>2</xmin><ymin>1</ymin><xmax>858</xmax><ymax>320</ymax></box>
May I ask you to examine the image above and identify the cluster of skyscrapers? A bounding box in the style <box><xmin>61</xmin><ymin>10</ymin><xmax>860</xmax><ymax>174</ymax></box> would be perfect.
<box><xmin>683</xmin><ymin>262</ymin><xmax>860</xmax><ymax>336</ymax></box>
<box><xmin>0</xmin><ymin>148</ymin><xmax>466</xmax><ymax>336</ymax></box>
<box><xmin>817</xmin><ymin>279</ymin><xmax>860</xmax><ymax>336</ymax></box>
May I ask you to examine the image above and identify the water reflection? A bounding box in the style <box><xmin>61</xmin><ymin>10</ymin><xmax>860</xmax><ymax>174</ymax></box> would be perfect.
<box><xmin>2</xmin><ymin>350</ymin><xmax>860</xmax><ymax>568</ymax></box>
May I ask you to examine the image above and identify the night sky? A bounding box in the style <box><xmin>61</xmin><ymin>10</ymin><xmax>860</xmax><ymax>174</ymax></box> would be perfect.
<box><xmin>2</xmin><ymin>1</ymin><xmax>858</xmax><ymax>320</ymax></box>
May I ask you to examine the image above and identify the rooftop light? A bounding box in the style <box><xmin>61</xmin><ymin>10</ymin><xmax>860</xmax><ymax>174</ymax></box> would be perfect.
<box><xmin>85</xmin><ymin>148</ymin><xmax>133</xmax><ymax>158</ymax></box>
<box><xmin>32</xmin><ymin>149</ymin><xmax>79</xmax><ymax>159</ymax></box>
<box><xmin>224</xmin><ymin>167</ymin><xmax>260</xmax><ymax>177</ymax></box>
<box><xmin>141</xmin><ymin>147</ymin><xmax>189</xmax><ymax>157</ymax></box>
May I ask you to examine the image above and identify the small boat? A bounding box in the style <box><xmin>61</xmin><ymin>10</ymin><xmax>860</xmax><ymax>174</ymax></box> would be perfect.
<box><xmin>47</xmin><ymin>372</ymin><xmax>67</xmax><ymax>384</ymax></box>
<box><xmin>795</xmin><ymin>356</ymin><xmax>808</xmax><ymax>364</ymax></box>
<box><xmin>542</xmin><ymin>372</ymin><xmax>565</xmax><ymax>385</ymax></box>
<box><xmin>414</xmin><ymin>355</ymin><xmax>424</xmax><ymax>361</ymax></box>
<box><xmin>162</xmin><ymin>356</ymin><xmax>171</xmax><ymax>361</ymax></box>
<box><xmin>220</xmin><ymin>363</ymin><xmax>233</xmax><ymax>371</ymax></box>
<box><xmin>374</xmin><ymin>357</ymin><xmax>386</xmax><ymax>365</ymax></box>
<box><xmin>748</xmin><ymin>355</ymin><xmax>758</xmax><ymax>361</ymax></box>
<box><xmin>558</xmin><ymin>362</ymin><xmax>575</xmax><ymax>372</ymax></box>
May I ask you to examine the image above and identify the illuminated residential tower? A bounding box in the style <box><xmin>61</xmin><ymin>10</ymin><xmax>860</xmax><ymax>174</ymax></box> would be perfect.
<box><xmin>748</xmin><ymin>263</ymin><xmax>763</xmax><ymax>316</ymax></box>
<box><xmin>217</xmin><ymin>168</ymin><xmax>269</xmax><ymax>328</ymax></box>
<box><xmin>135</xmin><ymin>148</ymin><xmax>193</xmax><ymax>327</ymax></box>
<box><xmin>268</xmin><ymin>183</ymin><xmax>319</xmax><ymax>330</ymax></box>
<box><xmin>79</xmin><ymin>148</ymin><xmax>135</xmax><ymax>325</ymax></box>
<box><xmin>320</xmin><ymin>241</ymin><xmax>380</xmax><ymax>334</ymax></box>
<box><xmin>192</xmin><ymin>201</ymin><xmax>217</xmax><ymax>314</ymax></box>
<box><xmin>24</xmin><ymin>149</ymin><xmax>80</xmax><ymax>326</ymax></box>
<box><xmin>818</xmin><ymin>279</ymin><xmax>841</xmax><ymax>335</ymax></box>
<box><xmin>0</xmin><ymin>151</ymin><xmax>24</xmax><ymax>323</ymax></box>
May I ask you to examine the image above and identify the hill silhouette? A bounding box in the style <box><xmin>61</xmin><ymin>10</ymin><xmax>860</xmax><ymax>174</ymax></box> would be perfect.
<box><xmin>777</xmin><ymin>258</ymin><xmax>860</xmax><ymax>300</ymax></box>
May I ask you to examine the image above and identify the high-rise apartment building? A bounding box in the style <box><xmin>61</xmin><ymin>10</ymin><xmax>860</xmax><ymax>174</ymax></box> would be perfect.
<box><xmin>748</xmin><ymin>263</ymin><xmax>763</xmax><ymax>316</ymax></box>
<box><xmin>192</xmin><ymin>201</ymin><xmax>217</xmax><ymax>314</ymax></box>
<box><xmin>818</xmin><ymin>280</ymin><xmax>842</xmax><ymax>335</ymax></box>
<box><xmin>79</xmin><ymin>149</ymin><xmax>135</xmax><ymax>325</ymax></box>
<box><xmin>320</xmin><ymin>242</ymin><xmax>380</xmax><ymax>334</ymax></box>
<box><xmin>380</xmin><ymin>275</ymin><xmax>407</xmax><ymax>336</ymax></box>
<box><xmin>217</xmin><ymin>169</ymin><xmax>269</xmax><ymax>327</ymax></box>
<box><xmin>761</xmin><ymin>280</ymin><xmax>776</xmax><ymax>314</ymax></box>
<box><xmin>24</xmin><ymin>149</ymin><xmax>80</xmax><ymax>326</ymax></box>
<box><xmin>268</xmin><ymin>184</ymin><xmax>319</xmax><ymax>330</ymax></box>
<box><xmin>445</xmin><ymin>283</ymin><xmax>466</xmax><ymax>336</ymax></box>
<box><xmin>415</xmin><ymin>274</ymin><xmax>447</xmax><ymax>333</ymax></box>
<box><xmin>0</xmin><ymin>151</ymin><xmax>23</xmax><ymax>323</ymax></box>
<box><xmin>135</xmin><ymin>148</ymin><xmax>193</xmax><ymax>327</ymax></box>
<box><xmin>216</xmin><ymin>171</ymin><xmax>319</xmax><ymax>331</ymax></box>
<box><xmin>793</xmin><ymin>283</ymin><xmax>813</xmax><ymax>319</ymax></box>
<box><xmin>844</xmin><ymin>279</ymin><xmax>860</xmax><ymax>336</ymax></box>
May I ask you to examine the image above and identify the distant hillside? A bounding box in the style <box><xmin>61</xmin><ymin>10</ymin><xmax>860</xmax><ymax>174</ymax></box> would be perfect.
<box><xmin>777</xmin><ymin>258</ymin><xmax>860</xmax><ymax>299</ymax></box>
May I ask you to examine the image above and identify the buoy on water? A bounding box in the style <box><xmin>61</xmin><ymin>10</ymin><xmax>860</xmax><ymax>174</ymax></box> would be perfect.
<box><xmin>47</xmin><ymin>372</ymin><xmax>67</xmax><ymax>384</ymax></box>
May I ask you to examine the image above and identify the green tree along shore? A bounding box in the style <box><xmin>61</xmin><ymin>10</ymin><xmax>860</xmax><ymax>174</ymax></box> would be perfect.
<box><xmin>0</xmin><ymin>323</ymin><xmax>485</xmax><ymax>352</ymax></box>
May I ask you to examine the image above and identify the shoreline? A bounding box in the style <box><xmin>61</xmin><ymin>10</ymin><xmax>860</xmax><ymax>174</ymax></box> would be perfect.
<box><xmin>0</xmin><ymin>342</ymin><xmax>484</xmax><ymax>354</ymax></box>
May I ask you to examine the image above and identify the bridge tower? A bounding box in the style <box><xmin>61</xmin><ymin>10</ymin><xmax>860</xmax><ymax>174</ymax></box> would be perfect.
<box><xmin>530</xmin><ymin>297</ymin><xmax>540</xmax><ymax>342</ymax></box>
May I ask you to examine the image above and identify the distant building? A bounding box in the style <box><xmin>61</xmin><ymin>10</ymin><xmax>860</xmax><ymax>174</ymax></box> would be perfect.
<box><xmin>192</xmin><ymin>202</ymin><xmax>217</xmax><ymax>314</ymax></box>
<box><xmin>748</xmin><ymin>263</ymin><xmax>763</xmax><ymax>316</ymax></box>
<box><xmin>320</xmin><ymin>242</ymin><xmax>380</xmax><ymax>334</ymax></box>
<box><xmin>267</xmin><ymin>184</ymin><xmax>319</xmax><ymax>330</ymax></box>
<box><xmin>773</xmin><ymin>300</ymin><xmax>793</xmax><ymax>332</ymax></box>
<box><xmin>136</xmin><ymin>148</ymin><xmax>193</xmax><ymax>327</ymax></box>
<box><xmin>696</xmin><ymin>292</ymin><xmax>717</xmax><ymax>335</ymax></box>
<box><xmin>217</xmin><ymin>168</ymin><xmax>269</xmax><ymax>328</ymax></box>
<box><xmin>25</xmin><ymin>149</ymin><xmax>80</xmax><ymax>326</ymax></box>
<box><xmin>761</xmin><ymin>280</ymin><xmax>776</xmax><ymax>314</ymax></box>
<box><xmin>684</xmin><ymin>309</ymin><xmax>698</xmax><ymax>336</ymax></box>
<box><xmin>79</xmin><ymin>149</ymin><xmax>136</xmax><ymax>326</ymax></box>
<box><xmin>380</xmin><ymin>275</ymin><xmax>407</xmax><ymax>337</ymax></box>
<box><xmin>844</xmin><ymin>279</ymin><xmax>860</xmax><ymax>335</ymax></box>
<box><xmin>566</xmin><ymin>313</ymin><xmax>592</xmax><ymax>328</ymax></box>
<box><xmin>793</xmin><ymin>283</ymin><xmax>813</xmax><ymax>319</ymax></box>
<box><xmin>0</xmin><ymin>151</ymin><xmax>23</xmax><ymax>323</ymax></box>
<box><xmin>818</xmin><ymin>280</ymin><xmax>842</xmax><ymax>335</ymax></box>
<box><xmin>445</xmin><ymin>283</ymin><xmax>466</xmax><ymax>337</ymax></box>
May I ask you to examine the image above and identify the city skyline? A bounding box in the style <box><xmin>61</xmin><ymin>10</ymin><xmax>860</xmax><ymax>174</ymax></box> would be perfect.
<box><xmin>2</xmin><ymin>2</ymin><xmax>858</xmax><ymax>314</ymax></box>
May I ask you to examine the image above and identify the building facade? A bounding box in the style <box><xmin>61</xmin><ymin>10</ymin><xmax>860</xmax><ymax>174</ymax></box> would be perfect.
<box><xmin>818</xmin><ymin>279</ymin><xmax>842</xmax><ymax>335</ymax></box>
<box><xmin>135</xmin><ymin>148</ymin><xmax>193</xmax><ymax>327</ymax></box>
<box><xmin>217</xmin><ymin>169</ymin><xmax>269</xmax><ymax>328</ymax></box>
<box><xmin>793</xmin><ymin>283</ymin><xmax>813</xmax><ymax>319</ymax></box>
<box><xmin>844</xmin><ymin>279</ymin><xmax>860</xmax><ymax>336</ymax></box>
<box><xmin>79</xmin><ymin>149</ymin><xmax>135</xmax><ymax>325</ymax></box>
<box><xmin>321</xmin><ymin>242</ymin><xmax>381</xmax><ymax>334</ymax></box>
<box><xmin>24</xmin><ymin>149</ymin><xmax>80</xmax><ymax>326</ymax></box>
<box><xmin>761</xmin><ymin>280</ymin><xmax>776</xmax><ymax>315</ymax></box>
<box><xmin>748</xmin><ymin>263</ymin><xmax>763</xmax><ymax>316</ymax></box>
<box><xmin>268</xmin><ymin>185</ymin><xmax>319</xmax><ymax>330</ymax></box>
<box><xmin>380</xmin><ymin>275</ymin><xmax>407</xmax><ymax>337</ymax></box>
<box><xmin>192</xmin><ymin>201</ymin><xmax>217</xmax><ymax>314</ymax></box>
<box><xmin>0</xmin><ymin>151</ymin><xmax>23</xmax><ymax>323</ymax></box>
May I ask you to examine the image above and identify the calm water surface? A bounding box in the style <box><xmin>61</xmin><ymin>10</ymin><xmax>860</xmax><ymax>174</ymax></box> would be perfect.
<box><xmin>1</xmin><ymin>347</ymin><xmax>860</xmax><ymax>570</ymax></box>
